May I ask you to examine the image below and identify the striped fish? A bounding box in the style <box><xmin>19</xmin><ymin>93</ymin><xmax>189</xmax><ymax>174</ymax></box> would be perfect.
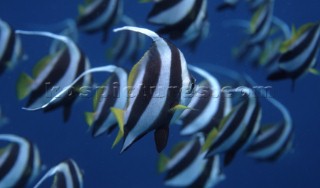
<box><xmin>179</xmin><ymin>65</ymin><xmax>232</xmax><ymax>136</ymax></box>
<box><xmin>0</xmin><ymin>19</ymin><xmax>23</xmax><ymax>76</ymax></box>
<box><xmin>203</xmin><ymin>86</ymin><xmax>262</xmax><ymax>166</ymax></box>
<box><xmin>0</xmin><ymin>134</ymin><xmax>41</xmax><ymax>188</ymax></box>
<box><xmin>34</xmin><ymin>159</ymin><xmax>83</xmax><ymax>188</ymax></box>
<box><xmin>158</xmin><ymin>134</ymin><xmax>225</xmax><ymax>188</ymax></box>
<box><xmin>216</xmin><ymin>0</ymin><xmax>239</xmax><ymax>11</ymax></box>
<box><xmin>77</xmin><ymin>0</ymin><xmax>123</xmax><ymax>42</ymax></box>
<box><xmin>85</xmin><ymin>67</ymin><xmax>128</xmax><ymax>137</ymax></box>
<box><xmin>246</xmin><ymin>95</ymin><xmax>294</xmax><ymax>162</ymax></box>
<box><xmin>111</xmin><ymin>26</ymin><xmax>196</xmax><ymax>153</ymax></box>
<box><xmin>147</xmin><ymin>0</ymin><xmax>209</xmax><ymax>49</ymax></box>
<box><xmin>16</xmin><ymin>31</ymin><xmax>91</xmax><ymax>122</ymax></box>
<box><xmin>106</xmin><ymin>15</ymin><xmax>145</xmax><ymax>65</ymax></box>
<box><xmin>248</xmin><ymin>0</ymin><xmax>274</xmax><ymax>45</ymax></box>
<box><xmin>268</xmin><ymin>22</ymin><xmax>320</xmax><ymax>85</ymax></box>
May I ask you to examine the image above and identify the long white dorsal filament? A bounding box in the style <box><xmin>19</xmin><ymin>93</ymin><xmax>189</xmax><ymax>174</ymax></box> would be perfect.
<box><xmin>33</xmin><ymin>166</ymin><xmax>60</xmax><ymax>188</ymax></box>
<box><xmin>15</xmin><ymin>30</ymin><xmax>71</xmax><ymax>44</ymax></box>
<box><xmin>22</xmin><ymin>65</ymin><xmax>119</xmax><ymax>111</ymax></box>
<box><xmin>113</xmin><ymin>26</ymin><xmax>160</xmax><ymax>42</ymax></box>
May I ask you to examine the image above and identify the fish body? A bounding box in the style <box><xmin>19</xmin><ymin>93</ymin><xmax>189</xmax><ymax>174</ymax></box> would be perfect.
<box><xmin>0</xmin><ymin>134</ymin><xmax>41</xmax><ymax>188</ymax></box>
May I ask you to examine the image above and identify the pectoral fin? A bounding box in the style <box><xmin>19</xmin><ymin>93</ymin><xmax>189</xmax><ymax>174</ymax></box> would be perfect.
<box><xmin>169</xmin><ymin>104</ymin><xmax>195</xmax><ymax>112</ymax></box>
<box><xmin>154</xmin><ymin>126</ymin><xmax>169</xmax><ymax>153</ymax></box>
<box><xmin>202</xmin><ymin>128</ymin><xmax>218</xmax><ymax>153</ymax></box>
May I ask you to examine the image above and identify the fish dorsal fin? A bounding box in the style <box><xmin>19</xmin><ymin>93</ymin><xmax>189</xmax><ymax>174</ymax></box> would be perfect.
<box><xmin>16</xmin><ymin>73</ymin><xmax>33</xmax><ymax>100</ymax></box>
<box><xmin>111</xmin><ymin>107</ymin><xmax>125</xmax><ymax>148</ymax></box>
<box><xmin>33</xmin><ymin>54</ymin><xmax>55</xmax><ymax>78</ymax></box>
<box><xmin>169</xmin><ymin>141</ymin><xmax>187</xmax><ymax>158</ymax></box>
<box><xmin>84</xmin><ymin>112</ymin><xmax>95</xmax><ymax>127</ymax></box>
<box><xmin>280</xmin><ymin>23</ymin><xmax>315</xmax><ymax>53</ymax></box>
<box><xmin>158</xmin><ymin>153</ymin><xmax>170</xmax><ymax>173</ymax></box>
<box><xmin>250</xmin><ymin>5</ymin><xmax>264</xmax><ymax>33</ymax></box>
<box><xmin>154</xmin><ymin>126</ymin><xmax>169</xmax><ymax>153</ymax></box>
<box><xmin>202</xmin><ymin>128</ymin><xmax>219</xmax><ymax>152</ymax></box>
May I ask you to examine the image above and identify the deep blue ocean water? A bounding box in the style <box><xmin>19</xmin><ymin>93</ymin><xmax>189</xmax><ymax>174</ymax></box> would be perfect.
<box><xmin>0</xmin><ymin>0</ymin><xmax>320</xmax><ymax>187</ymax></box>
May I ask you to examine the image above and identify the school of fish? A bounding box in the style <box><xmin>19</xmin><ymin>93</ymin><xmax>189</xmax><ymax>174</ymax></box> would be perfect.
<box><xmin>0</xmin><ymin>0</ymin><xmax>317</xmax><ymax>187</ymax></box>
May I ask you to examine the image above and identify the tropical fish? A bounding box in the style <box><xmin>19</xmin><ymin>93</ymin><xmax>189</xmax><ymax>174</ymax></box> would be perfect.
<box><xmin>179</xmin><ymin>65</ymin><xmax>232</xmax><ymax>136</ymax></box>
<box><xmin>77</xmin><ymin>0</ymin><xmax>123</xmax><ymax>42</ymax></box>
<box><xmin>16</xmin><ymin>30</ymin><xmax>91</xmax><ymax>122</ymax></box>
<box><xmin>245</xmin><ymin>77</ymin><xmax>294</xmax><ymax>161</ymax></box>
<box><xmin>0</xmin><ymin>134</ymin><xmax>41</xmax><ymax>188</ymax></box>
<box><xmin>268</xmin><ymin>22</ymin><xmax>320</xmax><ymax>86</ymax></box>
<box><xmin>248</xmin><ymin>0</ymin><xmax>274</xmax><ymax>45</ymax></box>
<box><xmin>158</xmin><ymin>134</ymin><xmax>225</xmax><ymax>188</ymax></box>
<box><xmin>85</xmin><ymin>67</ymin><xmax>128</xmax><ymax>137</ymax></box>
<box><xmin>216</xmin><ymin>0</ymin><xmax>239</xmax><ymax>11</ymax></box>
<box><xmin>147</xmin><ymin>0</ymin><xmax>209</xmax><ymax>50</ymax></box>
<box><xmin>203</xmin><ymin>86</ymin><xmax>262</xmax><ymax>166</ymax></box>
<box><xmin>106</xmin><ymin>15</ymin><xmax>145</xmax><ymax>65</ymax></box>
<box><xmin>0</xmin><ymin>19</ymin><xmax>23</xmax><ymax>76</ymax></box>
<box><xmin>34</xmin><ymin>159</ymin><xmax>83</xmax><ymax>188</ymax></box>
<box><xmin>0</xmin><ymin>106</ymin><xmax>9</xmax><ymax>128</ymax></box>
<box><xmin>111</xmin><ymin>26</ymin><xmax>196</xmax><ymax>153</ymax></box>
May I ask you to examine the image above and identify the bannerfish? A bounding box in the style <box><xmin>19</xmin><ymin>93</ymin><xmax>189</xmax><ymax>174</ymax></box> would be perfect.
<box><xmin>85</xmin><ymin>67</ymin><xmax>128</xmax><ymax>137</ymax></box>
<box><xmin>147</xmin><ymin>0</ymin><xmax>209</xmax><ymax>50</ymax></box>
<box><xmin>0</xmin><ymin>134</ymin><xmax>41</xmax><ymax>188</ymax></box>
<box><xmin>77</xmin><ymin>0</ymin><xmax>123</xmax><ymax>42</ymax></box>
<box><xmin>111</xmin><ymin>26</ymin><xmax>196</xmax><ymax>153</ymax></box>
<box><xmin>34</xmin><ymin>159</ymin><xmax>83</xmax><ymax>188</ymax></box>
<box><xmin>268</xmin><ymin>22</ymin><xmax>320</xmax><ymax>87</ymax></box>
<box><xmin>203</xmin><ymin>86</ymin><xmax>262</xmax><ymax>166</ymax></box>
<box><xmin>106</xmin><ymin>15</ymin><xmax>145</xmax><ymax>65</ymax></box>
<box><xmin>179</xmin><ymin>65</ymin><xmax>232</xmax><ymax>136</ymax></box>
<box><xmin>0</xmin><ymin>19</ymin><xmax>23</xmax><ymax>76</ymax></box>
<box><xmin>158</xmin><ymin>134</ymin><xmax>225</xmax><ymax>188</ymax></box>
<box><xmin>245</xmin><ymin>77</ymin><xmax>294</xmax><ymax>162</ymax></box>
<box><xmin>16</xmin><ymin>30</ymin><xmax>91</xmax><ymax>122</ymax></box>
<box><xmin>216</xmin><ymin>0</ymin><xmax>239</xmax><ymax>11</ymax></box>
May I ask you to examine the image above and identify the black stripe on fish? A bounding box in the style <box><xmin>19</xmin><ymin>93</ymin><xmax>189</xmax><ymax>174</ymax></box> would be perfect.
<box><xmin>77</xmin><ymin>0</ymin><xmax>110</xmax><ymax>27</ymax></box>
<box><xmin>188</xmin><ymin>157</ymin><xmax>214</xmax><ymax>188</ymax></box>
<box><xmin>0</xmin><ymin>27</ymin><xmax>15</xmax><ymax>75</ymax></box>
<box><xmin>156</xmin><ymin>0</ymin><xmax>204</xmax><ymax>40</ymax></box>
<box><xmin>55</xmin><ymin>172</ymin><xmax>67</xmax><ymax>188</ymax></box>
<box><xmin>165</xmin><ymin>138</ymin><xmax>201</xmax><ymax>181</ymax></box>
<box><xmin>181</xmin><ymin>82</ymin><xmax>212</xmax><ymax>128</ymax></box>
<box><xmin>147</xmin><ymin>0</ymin><xmax>183</xmax><ymax>20</ymax></box>
<box><xmin>264</xmin><ymin>130</ymin><xmax>293</xmax><ymax>161</ymax></box>
<box><xmin>247</xmin><ymin>122</ymin><xmax>285</xmax><ymax>153</ymax></box>
<box><xmin>224</xmin><ymin>101</ymin><xmax>261</xmax><ymax>166</ymax></box>
<box><xmin>208</xmin><ymin>99</ymin><xmax>249</xmax><ymax>152</ymax></box>
<box><xmin>0</xmin><ymin>143</ymin><xmax>19</xmax><ymax>182</ymax></box>
<box><xmin>67</xmin><ymin>160</ymin><xmax>81</xmax><ymax>188</ymax></box>
<box><xmin>43</xmin><ymin>49</ymin><xmax>87</xmax><ymax>122</ymax></box>
<box><xmin>279</xmin><ymin>25</ymin><xmax>319</xmax><ymax>63</ymax></box>
<box><xmin>13</xmin><ymin>140</ymin><xmax>35</xmax><ymax>187</ymax></box>
<box><xmin>124</xmin><ymin>43</ymin><xmax>162</xmax><ymax>143</ymax></box>
<box><xmin>92</xmin><ymin>74</ymin><xmax>119</xmax><ymax>136</ymax></box>
<box><xmin>152</xmin><ymin>40</ymin><xmax>182</xmax><ymax>152</ymax></box>
<box><xmin>26</xmin><ymin>49</ymin><xmax>71</xmax><ymax>107</ymax></box>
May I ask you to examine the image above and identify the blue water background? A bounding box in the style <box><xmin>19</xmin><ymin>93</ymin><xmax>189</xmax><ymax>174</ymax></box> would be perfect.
<box><xmin>0</xmin><ymin>0</ymin><xmax>319</xmax><ymax>187</ymax></box>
